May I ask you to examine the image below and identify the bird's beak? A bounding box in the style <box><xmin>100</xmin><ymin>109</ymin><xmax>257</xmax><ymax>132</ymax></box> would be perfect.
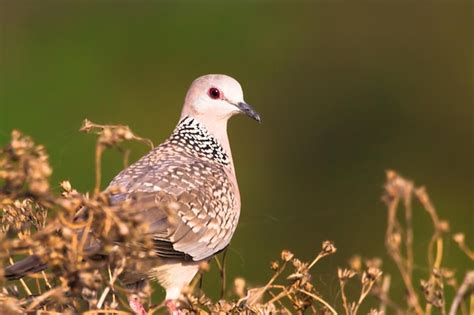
<box><xmin>236</xmin><ymin>102</ymin><xmax>261</xmax><ymax>123</ymax></box>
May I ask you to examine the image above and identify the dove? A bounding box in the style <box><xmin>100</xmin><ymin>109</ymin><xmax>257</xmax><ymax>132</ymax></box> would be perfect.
<box><xmin>5</xmin><ymin>74</ymin><xmax>260</xmax><ymax>314</ymax></box>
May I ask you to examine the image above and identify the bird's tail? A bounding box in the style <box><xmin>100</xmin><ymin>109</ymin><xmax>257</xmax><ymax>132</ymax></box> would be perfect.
<box><xmin>4</xmin><ymin>255</ymin><xmax>47</xmax><ymax>280</ymax></box>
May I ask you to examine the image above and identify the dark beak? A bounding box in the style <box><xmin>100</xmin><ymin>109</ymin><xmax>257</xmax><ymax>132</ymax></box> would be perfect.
<box><xmin>236</xmin><ymin>102</ymin><xmax>261</xmax><ymax>123</ymax></box>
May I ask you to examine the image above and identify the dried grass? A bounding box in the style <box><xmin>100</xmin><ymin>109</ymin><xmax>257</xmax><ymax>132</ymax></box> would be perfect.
<box><xmin>0</xmin><ymin>122</ymin><xmax>472</xmax><ymax>314</ymax></box>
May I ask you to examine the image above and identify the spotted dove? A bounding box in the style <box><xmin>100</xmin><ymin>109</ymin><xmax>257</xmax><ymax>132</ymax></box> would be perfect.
<box><xmin>4</xmin><ymin>74</ymin><xmax>260</xmax><ymax>314</ymax></box>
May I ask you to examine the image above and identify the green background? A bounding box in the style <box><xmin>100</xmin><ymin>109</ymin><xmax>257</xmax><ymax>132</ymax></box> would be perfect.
<box><xmin>1</xmin><ymin>1</ymin><xmax>472</xmax><ymax>312</ymax></box>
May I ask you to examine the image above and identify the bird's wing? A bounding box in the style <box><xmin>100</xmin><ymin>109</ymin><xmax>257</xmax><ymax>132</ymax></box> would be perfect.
<box><xmin>109</xmin><ymin>156</ymin><xmax>238</xmax><ymax>262</ymax></box>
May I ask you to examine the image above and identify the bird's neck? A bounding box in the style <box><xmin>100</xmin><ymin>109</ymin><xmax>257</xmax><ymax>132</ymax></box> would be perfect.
<box><xmin>172</xmin><ymin>116</ymin><xmax>235</xmax><ymax>171</ymax></box>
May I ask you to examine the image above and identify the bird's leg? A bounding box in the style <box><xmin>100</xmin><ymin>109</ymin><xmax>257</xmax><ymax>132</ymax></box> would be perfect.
<box><xmin>128</xmin><ymin>294</ymin><xmax>147</xmax><ymax>315</ymax></box>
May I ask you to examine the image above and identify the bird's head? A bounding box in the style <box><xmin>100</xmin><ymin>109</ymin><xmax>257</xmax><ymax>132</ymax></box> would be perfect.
<box><xmin>181</xmin><ymin>74</ymin><xmax>261</xmax><ymax>124</ymax></box>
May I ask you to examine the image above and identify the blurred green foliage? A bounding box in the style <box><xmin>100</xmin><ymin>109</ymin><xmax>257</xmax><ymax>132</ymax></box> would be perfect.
<box><xmin>1</xmin><ymin>0</ymin><xmax>472</xmax><ymax>310</ymax></box>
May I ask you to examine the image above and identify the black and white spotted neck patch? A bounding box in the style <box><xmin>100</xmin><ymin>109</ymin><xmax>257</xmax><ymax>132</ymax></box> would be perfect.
<box><xmin>169</xmin><ymin>116</ymin><xmax>230</xmax><ymax>165</ymax></box>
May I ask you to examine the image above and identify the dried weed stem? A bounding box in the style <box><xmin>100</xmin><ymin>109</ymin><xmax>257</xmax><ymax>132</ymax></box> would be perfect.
<box><xmin>1</xmin><ymin>128</ymin><xmax>471</xmax><ymax>315</ymax></box>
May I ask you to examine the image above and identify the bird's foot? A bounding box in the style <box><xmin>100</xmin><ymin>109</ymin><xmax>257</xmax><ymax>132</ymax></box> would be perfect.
<box><xmin>128</xmin><ymin>294</ymin><xmax>147</xmax><ymax>315</ymax></box>
<box><xmin>165</xmin><ymin>299</ymin><xmax>182</xmax><ymax>315</ymax></box>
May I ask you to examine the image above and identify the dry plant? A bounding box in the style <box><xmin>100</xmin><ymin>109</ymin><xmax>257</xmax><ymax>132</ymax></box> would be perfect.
<box><xmin>373</xmin><ymin>170</ymin><xmax>474</xmax><ymax>315</ymax></box>
<box><xmin>0</xmin><ymin>122</ymin><xmax>472</xmax><ymax>314</ymax></box>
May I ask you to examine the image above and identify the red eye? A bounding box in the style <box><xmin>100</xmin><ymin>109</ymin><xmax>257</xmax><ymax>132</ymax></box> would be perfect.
<box><xmin>208</xmin><ymin>87</ymin><xmax>221</xmax><ymax>99</ymax></box>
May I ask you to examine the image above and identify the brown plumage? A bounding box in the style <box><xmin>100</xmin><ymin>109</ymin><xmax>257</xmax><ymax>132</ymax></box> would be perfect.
<box><xmin>110</xmin><ymin>116</ymin><xmax>238</xmax><ymax>261</ymax></box>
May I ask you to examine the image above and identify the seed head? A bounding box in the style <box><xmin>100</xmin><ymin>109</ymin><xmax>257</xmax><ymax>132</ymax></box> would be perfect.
<box><xmin>338</xmin><ymin>268</ymin><xmax>356</xmax><ymax>281</ymax></box>
<box><xmin>270</xmin><ymin>261</ymin><xmax>279</xmax><ymax>271</ymax></box>
<box><xmin>281</xmin><ymin>250</ymin><xmax>294</xmax><ymax>262</ymax></box>
<box><xmin>321</xmin><ymin>240</ymin><xmax>336</xmax><ymax>255</ymax></box>
<box><xmin>453</xmin><ymin>233</ymin><xmax>465</xmax><ymax>244</ymax></box>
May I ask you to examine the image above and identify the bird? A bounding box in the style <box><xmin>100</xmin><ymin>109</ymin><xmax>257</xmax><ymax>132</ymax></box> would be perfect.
<box><xmin>4</xmin><ymin>74</ymin><xmax>261</xmax><ymax>314</ymax></box>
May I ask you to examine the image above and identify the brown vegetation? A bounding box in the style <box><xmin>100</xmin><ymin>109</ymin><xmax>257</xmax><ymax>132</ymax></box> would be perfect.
<box><xmin>0</xmin><ymin>123</ymin><xmax>472</xmax><ymax>314</ymax></box>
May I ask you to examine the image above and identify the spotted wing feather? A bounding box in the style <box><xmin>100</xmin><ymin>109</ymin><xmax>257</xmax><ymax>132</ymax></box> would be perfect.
<box><xmin>109</xmin><ymin>144</ymin><xmax>238</xmax><ymax>262</ymax></box>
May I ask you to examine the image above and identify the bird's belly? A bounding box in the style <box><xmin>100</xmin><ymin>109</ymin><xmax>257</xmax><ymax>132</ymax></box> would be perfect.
<box><xmin>148</xmin><ymin>260</ymin><xmax>201</xmax><ymax>300</ymax></box>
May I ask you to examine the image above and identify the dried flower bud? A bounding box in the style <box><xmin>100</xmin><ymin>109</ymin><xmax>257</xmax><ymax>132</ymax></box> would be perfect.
<box><xmin>338</xmin><ymin>268</ymin><xmax>356</xmax><ymax>281</ymax></box>
<box><xmin>80</xmin><ymin>119</ymin><xmax>94</xmax><ymax>132</ymax></box>
<box><xmin>388</xmin><ymin>232</ymin><xmax>401</xmax><ymax>250</ymax></box>
<box><xmin>437</xmin><ymin>220</ymin><xmax>449</xmax><ymax>232</ymax></box>
<box><xmin>441</xmin><ymin>268</ymin><xmax>455</xmax><ymax>279</ymax></box>
<box><xmin>199</xmin><ymin>261</ymin><xmax>210</xmax><ymax>272</ymax></box>
<box><xmin>233</xmin><ymin>277</ymin><xmax>246</xmax><ymax>298</ymax></box>
<box><xmin>420</xmin><ymin>277</ymin><xmax>445</xmax><ymax>309</ymax></box>
<box><xmin>281</xmin><ymin>250</ymin><xmax>294</xmax><ymax>262</ymax></box>
<box><xmin>349</xmin><ymin>255</ymin><xmax>362</xmax><ymax>272</ymax></box>
<box><xmin>362</xmin><ymin>267</ymin><xmax>382</xmax><ymax>284</ymax></box>
<box><xmin>60</xmin><ymin>180</ymin><xmax>72</xmax><ymax>192</ymax></box>
<box><xmin>415</xmin><ymin>186</ymin><xmax>428</xmax><ymax>203</ymax></box>
<box><xmin>322</xmin><ymin>240</ymin><xmax>336</xmax><ymax>255</ymax></box>
<box><xmin>453</xmin><ymin>233</ymin><xmax>465</xmax><ymax>244</ymax></box>
<box><xmin>124</xmin><ymin>130</ymin><xmax>134</xmax><ymax>140</ymax></box>
<box><xmin>446</xmin><ymin>278</ymin><xmax>457</xmax><ymax>287</ymax></box>
<box><xmin>117</xmin><ymin>222</ymin><xmax>129</xmax><ymax>236</ymax></box>
<box><xmin>386</xmin><ymin>170</ymin><xmax>397</xmax><ymax>181</ymax></box>
<box><xmin>270</xmin><ymin>261</ymin><xmax>279</xmax><ymax>271</ymax></box>
<box><xmin>62</xmin><ymin>227</ymin><xmax>73</xmax><ymax>240</ymax></box>
<box><xmin>304</xmin><ymin>282</ymin><xmax>314</xmax><ymax>291</ymax></box>
<box><xmin>432</xmin><ymin>268</ymin><xmax>442</xmax><ymax>278</ymax></box>
<box><xmin>292</xmin><ymin>258</ymin><xmax>302</xmax><ymax>269</ymax></box>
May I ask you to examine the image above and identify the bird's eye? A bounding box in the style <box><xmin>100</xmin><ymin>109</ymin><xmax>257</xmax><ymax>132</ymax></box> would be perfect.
<box><xmin>208</xmin><ymin>87</ymin><xmax>221</xmax><ymax>100</ymax></box>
